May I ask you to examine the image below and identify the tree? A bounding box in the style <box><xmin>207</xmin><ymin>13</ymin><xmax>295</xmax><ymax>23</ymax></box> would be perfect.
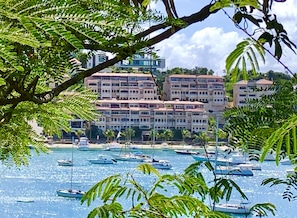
<box><xmin>181</xmin><ymin>129</ymin><xmax>191</xmax><ymax>144</ymax></box>
<box><xmin>104</xmin><ymin>129</ymin><xmax>115</xmax><ymax>143</ymax></box>
<box><xmin>122</xmin><ymin>128</ymin><xmax>135</xmax><ymax>143</ymax></box>
<box><xmin>162</xmin><ymin>129</ymin><xmax>173</xmax><ymax>143</ymax></box>
<box><xmin>223</xmin><ymin>80</ymin><xmax>297</xmax><ymax>160</ymax></box>
<box><xmin>81</xmin><ymin>162</ymin><xmax>276</xmax><ymax>217</ymax></box>
<box><xmin>193</xmin><ymin>132</ymin><xmax>210</xmax><ymax>147</ymax></box>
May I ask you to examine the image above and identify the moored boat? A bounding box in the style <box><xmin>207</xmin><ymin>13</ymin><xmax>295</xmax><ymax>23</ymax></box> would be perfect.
<box><xmin>57</xmin><ymin>159</ymin><xmax>73</xmax><ymax>166</ymax></box>
<box><xmin>56</xmin><ymin>189</ymin><xmax>85</xmax><ymax>199</ymax></box>
<box><xmin>192</xmin><ymin>153</ymin><xmax>247</xmax><ymax>166</ymax></box>
<box><xmin>174</xmin><ymin>149</ymin><xmax>198</xmax><ymax>155</ymax></box>
<box><xmin>280</xmin><ymin>158</ymin><xmax>292</xmax><ymax>165</ymax></box>
<box><xmin>77</xmin><ymin>137</ymin><xmax>89</xmax><ymax>151</ymax></box>
<box><xmin>88</xmin><ymin>155</ymin><xmax>116</xmax><ymax>164</ymax></box>
<box><xmin>150</xmin><ymin>160</ymin><xmax>172</xmax><ymax>170</ymax></box>
<box><xmin>215</xmin><ymin>165</ymin><xmax>254</xmax><ymax>176</ymax></box>
<box><xmin>111</xmin><ymin>153</ymin><xmax>145</xmax><ymax>162</ymax></box>
<box><xmin>214</xmin><ymin>203</ymin><xmax>251</xmax><ymax>214</ymax></box>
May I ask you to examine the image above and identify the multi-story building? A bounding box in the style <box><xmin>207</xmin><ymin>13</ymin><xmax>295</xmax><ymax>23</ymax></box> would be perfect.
<box><xmin>81</xmin><ymin>72</ymin><xmax>211</xmax><ymax>140</ymax></box>
<box><xmin>163</xmin><ymin>74</ymin><xmax>228</xmax><ymax>112</ymax></box>
<box><xmin>85</xmin><ymin>52</ymin><xmax>165</xmax><ymax>74</ymax></box>
<box><xmin>114</xmin><ymin>54</ymin><xmax>165</xmax><ymax>73</ymax></box>
<box><xmin>95</xmin><ymin>99</ymin><xmax>207</xmax><ymax>140</ymax></box>
<box><xmin>85</xmin><ymin>72</ymin><xmax>159</xmax><ymax>100</ymax></box>
<box><xmin>85</xmin><ymin>51</ymin><xmax>109</xmax><ymax>69</ymax></box>
<box><xmin>233</xmin><ymin>79</ymin><xmax>274</xmax><ymax>107</ymax></box>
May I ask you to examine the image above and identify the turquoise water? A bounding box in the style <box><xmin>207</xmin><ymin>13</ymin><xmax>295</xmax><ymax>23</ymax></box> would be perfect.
<box><xmin>0</xmin><ymin>147</ymin><xmax>295</xmax><ymax>218</ymax></box>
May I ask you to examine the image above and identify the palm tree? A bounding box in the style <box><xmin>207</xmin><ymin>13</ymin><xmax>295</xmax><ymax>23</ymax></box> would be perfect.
<box><xmin>156</xmin><ymin>132</ymin><xmax>164</xmax><ymax>142</ymax></box>
<box><xmin>181</xmin><ymin>129</ymin><xmax>191</xmax><ymax>144</ymax></box>
<box><xmin>163</xmin><ymin>129</ymin><xmax>173</xmax><ymax>143</ymax></box>
<box><xmin>149</xmin><ymin>129</ymin><xmax>157</xmax><ymax>146</ymax></box>
<box><xmin>193</xmin><ymin>132</ymin><xmax>209</xmax><ymax>147</ymax></box>
<box><xmin>122</xmin><ymin>128</ymin><xmax>135</xmax><ymax>143</ymax></box>
<box><xmin>103</xmin><ymin>129</ymin><xmax>115</xmax><ymax>143</ymax></box>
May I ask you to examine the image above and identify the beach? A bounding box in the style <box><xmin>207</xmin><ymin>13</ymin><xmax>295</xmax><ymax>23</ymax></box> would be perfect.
<box><xmin>46</xmin><ymin>142</ymin><xmax>229</xmax><ymax>152</ymax></box>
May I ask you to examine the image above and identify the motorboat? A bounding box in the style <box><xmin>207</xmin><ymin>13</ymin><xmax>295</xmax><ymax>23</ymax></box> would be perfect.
<box><xmin>88</xmin><ymin>155</ymin><xmax>116</xmax><ymax>164</ymax></box>
<box><xmin>280</xmin><ymin>158</ymin><xmax>293</xmax><ymax>165</ymax></box>
<box><xmin>263</xmin><ymin>150</ymin><xmax>276</xmax><ymax>161</ymax></box>
<box><xmin>174</xmin><ymin>149</ymin><xmax>198</xmax><ymax>155</ymax></box>
<box><xmin>215</xmin><ymin>165</ymin><xmax>254</xmax><ymax>176</ymax></box>
<box><xmin>111</xmin><ymin>153</ymin><xmax>145</xmax><ymax>162</ymax></box>
<box><xmin>237</xmin><ymin>163</ymin><xmax>261</xmax><ymax>171</ymax></box>
<box><xmin>77</xmin><ymin>137</ymin><xmax>89</xmax><ymax>151</ymax></box>
<box><xmin>213</xmin><ymin>202</ymin><xmax>251</xmax><ymax>214</ymax></box>
<box><xmin>145</xmin><ymin>159</ymin><xmax>172</xmax><ymax>170</ymax></box>
<box><xmin>56</xmin><ymin>189</ymin><xmax>85</xmax><ymax>199</ymax></box>
<box><xmin>151</xmin><ymin>160</ymin><xmax>172</xmax><ymax>170</ymax></box>
<box><xmin>57</xmin><ymin>159</ymin><xmax>73</xmax><ymax>166</ymax></box>
<box><xmin>192</xmin><ymin>153</ymin><xmax>248</xmax><ymax>167</ymax></box>
<box><xmin>286</xmin><ymin>169</ymin><xmax>295</xmax><ymax>175</ymax></box>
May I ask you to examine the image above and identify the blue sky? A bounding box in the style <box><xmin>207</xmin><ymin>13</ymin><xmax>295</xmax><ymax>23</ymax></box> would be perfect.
<box><xmin>151</xmin><ymin>0</ymin><xmax>297</xmax><ymax>76</ymax></box>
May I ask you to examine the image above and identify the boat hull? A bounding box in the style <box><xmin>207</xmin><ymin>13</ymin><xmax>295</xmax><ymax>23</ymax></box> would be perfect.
<box><xmin>174</xmin><ymin>150</ymin><xmax>198</xmax><ymax>155</ymax></box>
<box><xmin>57</xmin><ymin>160</ymin><xmax>73</xmax><ymax>166</ymax></box>
<box><xmin>56</xmin><ymin>189</ymin><xmax>85</xmax><ymax>199</ymax></box>
<box><xmin>214</xmin><ymin>203</ymin><xmax>250</xmax><ymax>214</ymax></box>
<box><xmin>88</xmin><ymin>159</ymin><xmax>114</xmax><ymax>164</ymax></box>
<box><xmin>151</xmin><ymin>163</ymin><xmax>172</xmax><ymax>170</ymax></box>
<box><xmin>215</xmin><ymin>167</ymin><xmax>253</xmax><ymax>176</ymax></box>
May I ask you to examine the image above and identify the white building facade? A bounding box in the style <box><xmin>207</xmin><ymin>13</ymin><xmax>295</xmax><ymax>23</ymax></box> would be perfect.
<box><xmin>95</xmin><ymin>99</ymin><xmax>207</xmax><ymax>133</ymax></box>
<box><xmin>85</xmin><ymin>72</ymin><xmax>158</xmax><ymax>100</ymax></box>
<box><xmin>233</xmin><ymin>79</ymin><xmax>274</xmax><ymax>107</ymax></box>
<box><xmin>163</xmin><ymin>74</ymin><xmax>228</xmax><ymax>112</ymax></box>
<box><xmin>82</xmin><ymin>72</ymin><xmax>210</xmax><ymax>137</ymax></box>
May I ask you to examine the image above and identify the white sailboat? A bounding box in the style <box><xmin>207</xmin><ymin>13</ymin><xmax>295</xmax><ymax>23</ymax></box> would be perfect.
<box><xmin>57</xmin><ymin>142</ymin><xmax>85</xmax><ymax>199</ymax></box>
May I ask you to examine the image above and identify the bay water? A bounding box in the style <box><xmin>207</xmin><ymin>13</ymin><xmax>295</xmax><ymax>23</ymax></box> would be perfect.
<box><xmin>0</xmin><ymin>147</ymin><xmax>295</xmax><ymax>218</ymax></box>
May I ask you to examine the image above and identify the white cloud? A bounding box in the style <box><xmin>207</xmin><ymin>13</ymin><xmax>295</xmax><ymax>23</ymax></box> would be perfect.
<box><xmin>155</xmin><ymin>27</ymin><xmax>242</xmax><ymax>75</ymax></box>
<box><xmin>152</xmin><ymin>0</ymin><xmax>297</xmax><ymax>76</ymax></box>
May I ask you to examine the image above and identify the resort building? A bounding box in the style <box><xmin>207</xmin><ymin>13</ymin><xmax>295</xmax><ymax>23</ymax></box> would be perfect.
<box><xmin>163</xmin><ymin>74</ymin><xmax>228</xmax><ymax>112</ymax></box>
<box><xmin>94</xmin><ymin>99</ymin><xmax>208</xmax><ymax>140</ymax></box>
<box><xmin>84</xmin><ymin>72</ymin><xmax>159</xmax><ymax>100</ymax></box>
<box><xmin>81</xmin><ymin>72</ymin><xmax>212</xmax><ymax>140</ymax></box>
<box><xmin>233</xmin><ymin>79</ymin><xmax>274</xmax><ymax>107</ymax></box>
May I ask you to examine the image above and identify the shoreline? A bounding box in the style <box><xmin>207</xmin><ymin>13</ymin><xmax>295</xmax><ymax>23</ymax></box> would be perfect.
<box><xmin>46</xmin><ymin>142</ymin><xmax>229</xmax><ymax>152</ymax></box>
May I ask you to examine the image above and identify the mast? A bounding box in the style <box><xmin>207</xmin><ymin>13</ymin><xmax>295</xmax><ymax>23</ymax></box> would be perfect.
<box><xmin>70</xmin><ymin>136</ymin><xmax>74</xmax><ymax>190</ymax></box>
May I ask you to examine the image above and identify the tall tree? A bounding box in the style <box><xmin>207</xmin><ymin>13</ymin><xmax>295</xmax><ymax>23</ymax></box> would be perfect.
<box><xmin>104</xmin><ymin>129</ymin><xmax>115</xmax><ymax>143</ymax></box>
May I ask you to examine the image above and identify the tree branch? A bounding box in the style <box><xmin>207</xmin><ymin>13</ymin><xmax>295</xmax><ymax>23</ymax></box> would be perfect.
<box><xmin>1</xmin><ymin>3</ymin><xmax>219</xmax><ymax>105</ymax></box>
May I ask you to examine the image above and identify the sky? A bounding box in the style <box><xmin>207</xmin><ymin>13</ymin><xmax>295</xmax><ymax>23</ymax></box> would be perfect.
<box><xmin>151</xmin><ymin>0</ymin><xmax>297</xmax><ymax>76</ymax></box>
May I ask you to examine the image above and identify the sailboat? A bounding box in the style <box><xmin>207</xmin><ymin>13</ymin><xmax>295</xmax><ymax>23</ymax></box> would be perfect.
<box><xmin>57</xmin><ymin>140</ymin><xmax>85</xmax><ymax>199</ymax></box>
